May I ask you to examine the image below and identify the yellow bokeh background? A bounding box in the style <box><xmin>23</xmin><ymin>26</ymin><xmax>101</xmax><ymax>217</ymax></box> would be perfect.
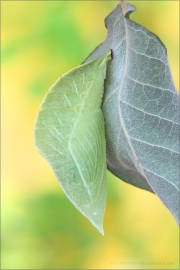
<box><xmin>1</xmin><ymin>1</ymin><xmax>179</xmax><ymax>269</ymax></box>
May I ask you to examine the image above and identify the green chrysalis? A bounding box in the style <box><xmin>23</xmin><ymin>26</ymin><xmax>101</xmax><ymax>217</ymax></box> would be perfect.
<box><xmin>34</xmin><ymin>51</ymin><xmax>111</xmax><ymax>234</ymax></box>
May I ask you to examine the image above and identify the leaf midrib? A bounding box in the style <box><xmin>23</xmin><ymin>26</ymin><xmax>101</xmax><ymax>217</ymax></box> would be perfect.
<box><xmin>116</xmin><ymin>11</ymin><xmax>153</xmax><ymax>189</ymax></box>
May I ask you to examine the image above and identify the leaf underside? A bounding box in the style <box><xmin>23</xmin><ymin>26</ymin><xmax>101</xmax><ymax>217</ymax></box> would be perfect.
<box><xmin>84</xmin><ymin>2</ymin><xmax>180</xmax><ymax>225</ymax></box>
<box><xmin>34</xmin><ymin>51</ymin><xmax>111</xmax><ymax>234</ymax></box>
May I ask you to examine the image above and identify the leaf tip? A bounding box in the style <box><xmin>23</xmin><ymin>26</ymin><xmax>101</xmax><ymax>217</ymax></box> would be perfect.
<box><xmin>119</xmin><ymin>0</ymin><xmax>136</xmax><ymax>18</ymax></box>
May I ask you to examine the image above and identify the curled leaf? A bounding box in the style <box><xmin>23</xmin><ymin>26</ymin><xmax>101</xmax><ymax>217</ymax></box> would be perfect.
<box><xmin>84</xmin><ymin>2</ymin><xmax>180</xmax><ymax>224</ymax></box>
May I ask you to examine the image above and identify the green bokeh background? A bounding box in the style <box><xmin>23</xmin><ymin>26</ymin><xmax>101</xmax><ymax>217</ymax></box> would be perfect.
<box><xmin>1</xmin><ymin>1</ymin><xmax>179</xmax><ymax>269</ymax></box>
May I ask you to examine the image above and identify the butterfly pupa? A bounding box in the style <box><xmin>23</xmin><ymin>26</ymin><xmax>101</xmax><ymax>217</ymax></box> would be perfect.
<box><xmin>34</xmin><ymin>51</ymin><xmax>111</xmax><ymax>234</ymax></box>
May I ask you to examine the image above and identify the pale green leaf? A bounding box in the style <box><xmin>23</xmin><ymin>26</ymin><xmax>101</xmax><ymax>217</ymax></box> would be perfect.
<box><xmin>34</xmin><ymin>51</ymin><xmax>111</xmax><ymax>234</ymax></box>
<box><xmin>84</xmin><ymin>2</ymin><xmax>180</xmax><ymax>224</ymax></box>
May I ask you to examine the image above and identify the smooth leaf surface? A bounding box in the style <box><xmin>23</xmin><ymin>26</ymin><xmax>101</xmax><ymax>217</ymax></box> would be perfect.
<box><xmin>84</xmin><ymin>2</ymin><xmax>180</xmax><ymax>224</ymax></box>
<box><xmin>34</xmin><ymin>51</ymin><xmax>111</xmax><ymax>234</ymax></box>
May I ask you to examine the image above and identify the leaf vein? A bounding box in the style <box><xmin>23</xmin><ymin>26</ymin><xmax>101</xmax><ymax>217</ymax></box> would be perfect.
<box><xmin>130</xmin><ymin>137</ymin><xmax>179</xmax><ymax>154</ymax></box>
<box><xmin>120</xmin><ymin>99</ymin><xmax>178</xmax><ymax>124</ymax></box>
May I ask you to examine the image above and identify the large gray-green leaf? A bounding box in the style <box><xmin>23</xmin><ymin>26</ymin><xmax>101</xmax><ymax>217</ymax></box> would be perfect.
<box><xmin>34</xmin><ymin>51</ymin><xmax>111</xmax><ymax>234</ymax></box>
<box><xmin>84</xmin><ymin>2</ymin><xmax>180</xmax><ymax>224</ymax></box>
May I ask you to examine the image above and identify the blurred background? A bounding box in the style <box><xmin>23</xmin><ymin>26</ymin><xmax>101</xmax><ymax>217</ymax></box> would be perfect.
<box><xmin>1</xmin><ymin>1</ymin><xmax>179</xmax><ymax>269</ymax></box>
